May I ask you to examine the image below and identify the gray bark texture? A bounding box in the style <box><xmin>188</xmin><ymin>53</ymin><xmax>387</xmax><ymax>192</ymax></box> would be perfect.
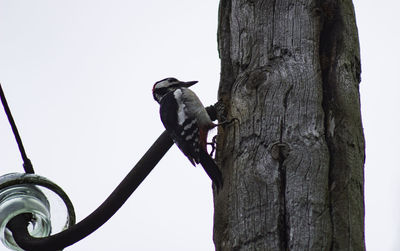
<box><xmin>213</xmin><ymin>0</ymin><xmax>365</xmax><ymax>250</ymax></box>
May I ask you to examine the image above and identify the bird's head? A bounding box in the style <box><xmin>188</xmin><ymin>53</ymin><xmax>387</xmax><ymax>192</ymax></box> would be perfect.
<box><xmin>152</xmin><ymin>77</ymin><xmax>198</xmax><ymax>103</ymax></box>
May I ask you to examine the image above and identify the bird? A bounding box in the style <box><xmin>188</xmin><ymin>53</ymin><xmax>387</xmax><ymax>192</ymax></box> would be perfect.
<box><xmin>152</xmin><ymin>77</ymin><xmax>223</xmax><ymax>191</ymax></box>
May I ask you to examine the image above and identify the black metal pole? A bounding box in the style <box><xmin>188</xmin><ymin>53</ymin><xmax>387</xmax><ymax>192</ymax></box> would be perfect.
<box><xmin>7</xmin><ymin>130</ymin><xmax>174</xmax><ymax>251</ymax></box>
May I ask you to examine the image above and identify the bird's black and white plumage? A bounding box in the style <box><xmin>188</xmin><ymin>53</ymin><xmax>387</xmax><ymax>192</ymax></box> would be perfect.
<box><xmin>152</xmin><ymin>77</ymin><xmax>223</xmax><ymax>190</ymax></box>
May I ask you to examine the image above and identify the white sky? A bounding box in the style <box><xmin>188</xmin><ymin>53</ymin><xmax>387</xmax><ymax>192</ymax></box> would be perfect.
<box><xmin>0</xmin><ymin>1</ymin><xmax>398</xmax><ymax>250</ymax></box>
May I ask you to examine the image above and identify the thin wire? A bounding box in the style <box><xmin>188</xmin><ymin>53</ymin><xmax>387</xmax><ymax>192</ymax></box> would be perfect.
<box><xmin>0</xmin><ymin>83</ymin><xmax>34</xmax><ymax>174</ymax></box>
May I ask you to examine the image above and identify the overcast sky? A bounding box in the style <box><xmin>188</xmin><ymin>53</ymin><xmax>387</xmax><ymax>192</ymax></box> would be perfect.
<box><xmin>0</xmin><ymin>1</ymin><xmax>398</xmax><ymax>250</ymax></box>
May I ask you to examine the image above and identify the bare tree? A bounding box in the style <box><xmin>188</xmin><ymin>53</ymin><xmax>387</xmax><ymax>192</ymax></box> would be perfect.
<box><xmin>213</xmin><ymin>0</ymin><xmax>365</xmax><ymax>250</ymax></box>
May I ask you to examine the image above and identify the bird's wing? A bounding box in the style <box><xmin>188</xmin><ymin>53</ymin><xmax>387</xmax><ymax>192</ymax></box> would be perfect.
<box><xmin>159</xmin><ymin>91</ymin><xmax>201</xmax><ymax>165</ymax></box>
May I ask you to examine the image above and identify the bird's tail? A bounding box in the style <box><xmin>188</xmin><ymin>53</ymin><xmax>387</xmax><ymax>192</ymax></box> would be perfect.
<box><xmin>199</xmin><ymin>149</ymin><xmax>223</xmax><ymax>192</ymax></box>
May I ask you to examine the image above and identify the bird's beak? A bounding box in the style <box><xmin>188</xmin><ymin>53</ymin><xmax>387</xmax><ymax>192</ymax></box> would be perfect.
<box><xmin>179</xmin><ymin>81</ymin><xmax>198</xmax><ymax>88</ymax></box>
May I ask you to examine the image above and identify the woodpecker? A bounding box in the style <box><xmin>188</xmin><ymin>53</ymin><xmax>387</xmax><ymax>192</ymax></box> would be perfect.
<box><xmin>152</xmin><ymin>77</ymin><xmax>223</xmax><ymax>190</ymax></box>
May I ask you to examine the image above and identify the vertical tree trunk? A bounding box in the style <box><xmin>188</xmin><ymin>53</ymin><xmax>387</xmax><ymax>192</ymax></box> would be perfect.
<box><xmin>214</xmin><ymin>0</ymin><xmax>365</xmax><ymax>250</ymax></box>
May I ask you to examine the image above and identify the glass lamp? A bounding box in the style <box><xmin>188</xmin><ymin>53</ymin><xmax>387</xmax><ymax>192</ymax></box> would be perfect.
<box><xmin>0</xmin><ymin>173</ymin><xmax>75</xmax><ymax>251</ymax></box>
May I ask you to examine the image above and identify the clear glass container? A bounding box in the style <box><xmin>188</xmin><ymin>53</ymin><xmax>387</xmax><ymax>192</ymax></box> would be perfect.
<box><xmin>0</xmin><ymin>184</ymin><xmax>51</xmax><ymax>251</ymax></box>
<box><xmin>0</xmin><ymin>173</ymin><xmax>75</xmax><ymax>251</ymax></box>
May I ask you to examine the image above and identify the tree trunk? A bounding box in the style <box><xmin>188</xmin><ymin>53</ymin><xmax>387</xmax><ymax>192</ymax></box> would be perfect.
<box><xmin>213</xmin><ymin>0</ymin><xmax>365</xmax><ymax>250</ymax></box>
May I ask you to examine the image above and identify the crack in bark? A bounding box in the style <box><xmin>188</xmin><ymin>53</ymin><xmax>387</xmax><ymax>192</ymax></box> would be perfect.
<box><xmin>283</xmin><ymin>85</ymin><xmax>293</xmax><ymax>110</ymax></box>
<box><xmin>277</xmin><ymin>84</ymin><xmax>293</xmax><ymax>251</ymax></box>
<box><xmin>319</xmin><ymin>2</ymin><xmax>339</xmax><ymax>250</ymax></box>
<box><xmin>278</xmin><ymin>150</ymin><xmax>287</xmax><ymax>250</ymax></box>
<box><xmin>319</xmin><ymin>0</ymin><xmax>365</xmax><ymax>250</ymax></box>
<box><xmin>277</xmin><ymin>146</ymin><xmax>288</xmax><ymax>251</ymax></box>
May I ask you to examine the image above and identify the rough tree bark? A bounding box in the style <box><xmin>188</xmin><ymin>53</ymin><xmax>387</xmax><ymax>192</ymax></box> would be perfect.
<box><xmin>213</xmin><ymin>0</ymin><xmax>365</xmax><ymax>250</ymax></box>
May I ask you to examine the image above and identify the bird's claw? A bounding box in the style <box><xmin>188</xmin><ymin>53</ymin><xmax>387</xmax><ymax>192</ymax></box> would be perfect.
<box><xmin>207</xmin><ymin>135</ymin><xmax>218</xmax><ymax>157</ymax></box>
<box><xmin>216</xmin><ymin>117</ymin><xmax>239</xmax><ymax>127</ymax></box>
